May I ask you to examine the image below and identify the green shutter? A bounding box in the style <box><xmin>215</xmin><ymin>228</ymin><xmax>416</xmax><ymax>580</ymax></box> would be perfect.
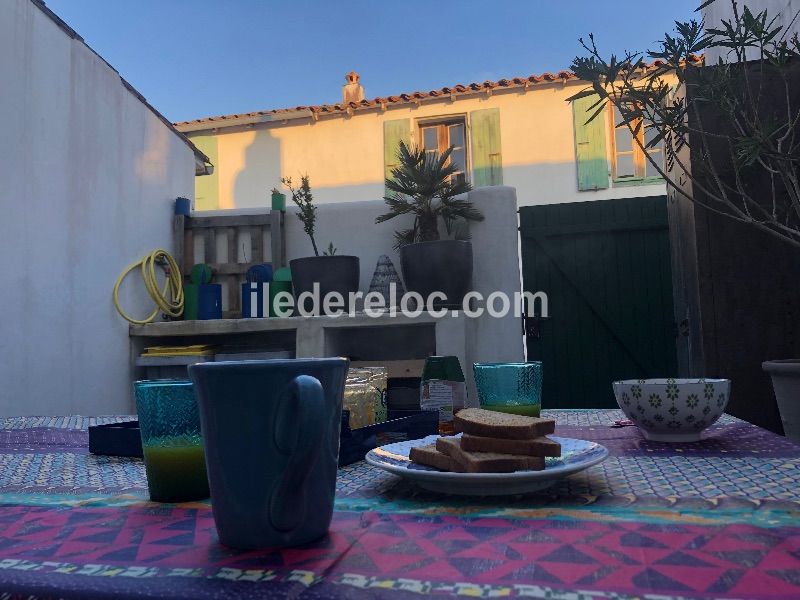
<box><xmin>191</xmin><ymin>135</ymin><xmax>220</xmax><ymax>210</ymax></box>
<box><xmin>470</xmin><ymin>108</ymin><xmax>503</xmax><ymax>187</ymax></box>
<box><xmin>384</xmin><ymin>119</ymin><xmax>410</xmax><ymax>193</ymax></box>
<box><xmin>572</xmin><ymin>95</ymin><xmax>609</xmax><ymax>191</ymax></box>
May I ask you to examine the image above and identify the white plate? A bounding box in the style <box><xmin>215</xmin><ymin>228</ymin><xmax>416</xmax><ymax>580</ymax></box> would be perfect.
<box><xmin>365</xmin><ymin>435</ymin><xmax>608</xmax><ymax>496</ymax></box>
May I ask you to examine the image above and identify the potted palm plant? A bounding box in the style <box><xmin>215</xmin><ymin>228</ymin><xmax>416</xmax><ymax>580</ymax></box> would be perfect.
<box><xmin>284</xmin><ymin>175</ymin><xmax>359</xmax><ymax>314</ymax></box>
<box><xmin>376</xmin><ymin>141</ymin><xmax>483</xmax><ymax>307</ymax></box>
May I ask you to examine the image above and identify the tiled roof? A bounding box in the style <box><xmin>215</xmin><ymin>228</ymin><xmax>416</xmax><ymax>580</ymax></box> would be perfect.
<box><xmin>174</xmin><ymin>57</ymin><xmax>702</xmax><ymax>131</ymax></box>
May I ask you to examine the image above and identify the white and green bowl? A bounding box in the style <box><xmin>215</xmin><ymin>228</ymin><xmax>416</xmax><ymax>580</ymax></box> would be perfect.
<box><xmin>612</xmin><ymin>378</ymin><xmax>730</xmax><ymax>442</ymax></box>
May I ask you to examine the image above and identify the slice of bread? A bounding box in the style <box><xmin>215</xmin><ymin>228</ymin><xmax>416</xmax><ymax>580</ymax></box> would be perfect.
<box><xmin>454</xmin><ymin>408</ymin><xmax>555</xmax><ymax>440</ymax></box>
<box><xmin>435</xmin><ymin>436</ymin><xmax>545</xmax><ymax>473</ymax></box>
<box><xmin>460</xmin><ymin>433</ymin><xmax>561</xmax><ymax>457</ymax></box>
<box><xmin>409</xmin><ymin>444</ymin><xmax>464</xmax><ymax>472</ymax></box>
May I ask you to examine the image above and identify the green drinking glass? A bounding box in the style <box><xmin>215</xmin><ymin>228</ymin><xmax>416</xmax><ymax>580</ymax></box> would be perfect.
<box><xmin>472</xmin><ymin>362</ymin><xmax>543</xmax><ymax>417</ymax></box>
<box><xmin>134</xmin><ymin>380</ymin><xmax>210</xmax><ymax>502</ymax></box>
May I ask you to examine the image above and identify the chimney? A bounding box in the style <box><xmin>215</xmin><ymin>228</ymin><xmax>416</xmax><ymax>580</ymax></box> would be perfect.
<box><xmin>342</xmin><ymin>71</ymin><xmax>365</xmax><ymax>104</ymax></box>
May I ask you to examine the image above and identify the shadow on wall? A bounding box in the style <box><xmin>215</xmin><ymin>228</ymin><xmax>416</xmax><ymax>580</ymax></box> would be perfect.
<box><xmin>232</xmin><ymin>129</ymin><xmax>283</xmax><ymax>209</ymax></box>
<box><xmin>240</xmin><ymin>162</ymin><xmax>667</xmax><ymax>209</ymax></box>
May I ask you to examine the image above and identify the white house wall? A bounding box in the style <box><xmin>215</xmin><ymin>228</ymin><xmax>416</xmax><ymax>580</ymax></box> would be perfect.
<box><xmin>0</xmin><ymin>0</ymin><xmax>195</xmax><ymax>417</ymax></box>
<box><xmin>703</xmin><ymin>0</ymin><xmax>799</xmax><ymax>62</ymax></box>
<box><xmin>186</xmin><ymin>81</ymin><xmax>667</xmax><ymax>210</ymax></box>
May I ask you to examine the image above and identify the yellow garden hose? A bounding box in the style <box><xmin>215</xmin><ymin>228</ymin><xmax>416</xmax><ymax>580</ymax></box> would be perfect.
<box><xmin>113</xmin><ymin>249</ymin><xmax>184</xmax><ymax>324</ymax></box>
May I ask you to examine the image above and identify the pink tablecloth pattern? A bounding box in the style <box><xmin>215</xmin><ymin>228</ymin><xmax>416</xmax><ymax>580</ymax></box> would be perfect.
<box><xmin>0</xmin><ymin>410</ymin><xmax>798</xmax><ymax>599</ymax></box>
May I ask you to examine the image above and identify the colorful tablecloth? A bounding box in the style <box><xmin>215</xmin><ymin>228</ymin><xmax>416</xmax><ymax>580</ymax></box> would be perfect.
<box><xmin>0</xmin><ymin>411</ymin><xmax>798</xmax><ymax>599</ymax></box>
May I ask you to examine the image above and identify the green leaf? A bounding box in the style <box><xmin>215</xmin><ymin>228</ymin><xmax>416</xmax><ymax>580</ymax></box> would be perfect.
<box><xmin>566</xmin><ymin>88</ymin><xmax>601</xmax><ymax>103</ymax></box>
<box><xmin>695</xmin><ymin>0</ymin><xmax>717</xmax><ymax>13</ymax></box>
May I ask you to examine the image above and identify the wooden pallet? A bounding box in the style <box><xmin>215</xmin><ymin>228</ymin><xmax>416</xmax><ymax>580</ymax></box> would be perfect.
<box><xmin>173</xmin><ymin>210</ymin><xmax>286</xmax><ymax>318</ymax></box>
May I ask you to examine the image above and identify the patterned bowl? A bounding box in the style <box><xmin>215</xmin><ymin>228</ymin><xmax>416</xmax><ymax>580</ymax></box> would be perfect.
<box><xmin>612</xmin><ymin>378</ymin><xmax>730</xmax><ymax>442</ymax></box>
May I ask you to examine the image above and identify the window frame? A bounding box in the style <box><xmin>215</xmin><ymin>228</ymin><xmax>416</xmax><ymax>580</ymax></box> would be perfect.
<box><xmin>416</xmin><ymin>115</ymin><xmax>470</xmax><ymax>184</ymax></box>
<box><xmin>608</xmin><ymin>103</ymin><xmax>665</xmax><ymax>185</ymax></box>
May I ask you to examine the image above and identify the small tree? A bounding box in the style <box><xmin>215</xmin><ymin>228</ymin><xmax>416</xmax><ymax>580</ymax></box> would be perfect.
<box><xmin>569</xmin><ymin>0</ymin><xmax>800</xmax><ymax>248</ymax></box>
<box><xmin>376</xmin><ymin>141</ymin><xmax>483</xmax><ymax>249</ymax></box>
<box><xmin>282</xmin><ymin>175</ymin><xmax>318</xmax><ymax>256</ymax></box>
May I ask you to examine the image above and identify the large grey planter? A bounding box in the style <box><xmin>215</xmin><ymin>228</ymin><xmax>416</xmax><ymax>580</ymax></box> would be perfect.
<box><xmin>290</xmin><ymin>256</ymin><xmax>360</xmax><ymax>315</ymax></box>
<box><xmin>763</xmin><ymin>359</ymin><xmax>800</xmax><ymax>442</ymax></box>
<box><xmin>400</xmin><ymin>240</ymin><xmax>473</xmax><ymax>308</ymax></box>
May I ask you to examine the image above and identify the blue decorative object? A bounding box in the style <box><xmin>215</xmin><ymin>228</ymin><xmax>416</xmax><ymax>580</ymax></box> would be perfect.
<box><xmin>197</xmin><ymin>284</ymin><xmax>222</xmax><ymax>319</ymax></box>
<box><xmin>174</xmin><ymin>197</ymin><xmax>191</xmax><ymax>216</ymax></box>
<box><xmin>246</xmin><ymin>263</ymin><xmax>273</xmax><ymax>283</ymax></box>
<box><xmin>189</xmin><ymin>358</ymin><xmax>349</xmax><ymax>549</ymax></box>
<box><xmin>241</xmin><ymin>281</ymin><xmax>269</xmax><ymax>318</ymax></box>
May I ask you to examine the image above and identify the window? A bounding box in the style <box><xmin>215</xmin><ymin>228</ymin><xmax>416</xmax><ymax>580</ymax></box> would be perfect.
<box><xmin>610</xmin><ymin>105</ymin><xmax>664</xmax><ymax>182</ymax></box>
<box><xmin>419</xmin><ymin>118</ymin><xmax>468</xmax><ymax>184</ymax></box>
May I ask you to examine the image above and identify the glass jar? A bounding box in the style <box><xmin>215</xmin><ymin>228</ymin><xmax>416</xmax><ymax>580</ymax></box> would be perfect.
<box><xmin>420</xmin><ymin>356</ymin><xmax>466</xmax><ymax>435</ymax></box>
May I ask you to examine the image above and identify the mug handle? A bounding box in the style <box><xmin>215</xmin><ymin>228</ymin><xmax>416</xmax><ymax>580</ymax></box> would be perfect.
<box><xmin>269</xmin><ymin>374</ymin><xmax>325</xmax><ymax>533</ymax></box>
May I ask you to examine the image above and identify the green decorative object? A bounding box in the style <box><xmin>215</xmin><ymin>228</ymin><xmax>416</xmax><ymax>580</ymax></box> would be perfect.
<box><xmin>271</xmin><ymin>189</ymin><xmax>286</xmax><ymax>212</ymax></box>
<box><xmin>190</xmin><ymin>264</ymin><xmax>213</xmax><ymax>285</ymax></box>
<box><xmin>272</xmin><ymin>267</ymin><xmax>292</xmax><ymax>282</ymax></box>
<box><xmin>183</xmin><ymin>284</ymin><xmax>199</xmax><ymax>320</ymax></box>
<box><xmin>268</xmin><ymin>280</ymin><xmax>293</xmax><ymax>317</ymax></box>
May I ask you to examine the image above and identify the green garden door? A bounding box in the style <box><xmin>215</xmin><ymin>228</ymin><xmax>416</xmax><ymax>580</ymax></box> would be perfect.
<box><xmin>520</xmin><ymin>196</ymin><xmax>678</xmax><ymax>409</ymax></box>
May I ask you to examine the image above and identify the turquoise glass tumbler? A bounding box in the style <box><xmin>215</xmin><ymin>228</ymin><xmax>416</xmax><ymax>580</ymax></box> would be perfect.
<box><xmin>134</xmin><ymin>380</ymin><xmax>210</xmax><ymax>502</ymax></box>
<box><xmin>472</xmin><ymin>362</ymin><xmax>543</xmax><ymax>417</ymax></box>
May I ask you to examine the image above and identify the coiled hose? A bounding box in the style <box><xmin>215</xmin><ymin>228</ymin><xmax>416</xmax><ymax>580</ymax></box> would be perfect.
<box><xmin>113</xmin><ymin>249</ymin><xmax>184</xmax><ymax>324</ymax></box>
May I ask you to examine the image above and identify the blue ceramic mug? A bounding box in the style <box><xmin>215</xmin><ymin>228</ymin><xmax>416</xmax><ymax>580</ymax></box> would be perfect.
<box><xmin>188</xmin><ymin>357</ymin><xmax>348</xmax><ymax>549</ymax></box>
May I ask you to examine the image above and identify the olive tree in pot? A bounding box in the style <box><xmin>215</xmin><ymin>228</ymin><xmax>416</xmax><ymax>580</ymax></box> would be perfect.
<box><xmin>376</xmin><ymin>141</ymin><xmax>483</xmax><ymax>308</ymax></box>
<box><xmin>284</xmin><ymin>176</ymin><xmax>359</xmax><ymax>314</ymax></box>
<box><xmin>570</xmin><ymin>0</ymin><xmax>800</xmax><ymax>439</ymax></box>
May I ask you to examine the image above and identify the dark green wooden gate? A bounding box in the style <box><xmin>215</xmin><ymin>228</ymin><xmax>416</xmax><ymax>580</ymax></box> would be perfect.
<box><xmin>520</xmin><ymin>196</ymin><xmax>678</xmax><ymax>409</ymax></box>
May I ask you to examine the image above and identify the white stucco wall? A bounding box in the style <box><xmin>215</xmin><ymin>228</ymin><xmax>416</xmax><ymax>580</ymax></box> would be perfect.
<box><xmin>296</xmin><ymin>186</ymin><xmax>526</xmax><ymax>398</ymax></box>
<box><xmin>199</xmin><ymin>186</ymin><xmax>525</xmax><ymax>364</ymax></box>
<box><xmin>183</xmin><ymin>79</ymin><xmax>668</xmax><ymax>211</ymax></box>
<box><xmin>703</xmin><ymin>0</ymin><xmax>799</xmax><ymax>62</ymax></box>
<box><xmin>0</xmin><ymin>0</ymin><xmax>196</xmax><ymax>416</ymax></box>
<box><xmin>326</xmin><ymin>187</ymin><xmax>524</xmax><ymax>368</ymax></box>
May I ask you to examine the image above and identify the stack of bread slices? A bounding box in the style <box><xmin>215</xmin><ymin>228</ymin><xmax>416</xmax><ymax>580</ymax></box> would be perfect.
<box><xmin>409</xmin><ymin>408</ymin><xmax>560</xmax><ymax>473</ymax></box>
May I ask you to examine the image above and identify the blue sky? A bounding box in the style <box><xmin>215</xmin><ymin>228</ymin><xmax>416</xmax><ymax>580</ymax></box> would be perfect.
<box><xmin>46</xmin><ymin>0</ymin><xmax>698</xmax><ymax>123</ymax></box>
